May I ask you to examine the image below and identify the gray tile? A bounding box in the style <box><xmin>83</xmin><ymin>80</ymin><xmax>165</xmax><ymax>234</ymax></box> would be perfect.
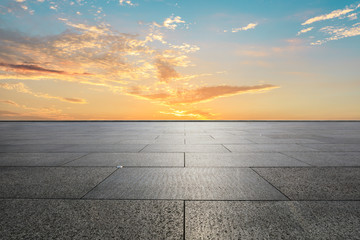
<box><xmin>283</xmin><ymin>151</ymin><xmax>360</xmax><ymax>166</ymax></box>
<box><xmin>66</xmin><ymin>153</ymin><xmax>184</xmax><ymax>167</ymax></box>
<box><xmin>185</xmin><ymin>153</ymin><xmax>309</xmax><ymax>167</ymax></box>
<box><xmin>155</xmin><ymin>138</ymin><xmax>185</xmax><ymax>144</ymax></box>
<box><xmin>0</xmin><ymin>144</ymin><xmax>70</xmax><ymax>153</ymax></box>
<box><xmin>62</xmin><ymin>144</ymin><xmax>146</xmax><ymax>153</ymax></box>
<box><xmin>186</xmin><ymin>201</ymin><xmax>360</xmax><ymax>240</ymax></box>
<box><xmin>141</xmin><ymin>144</ymin><xmax>229</xmax><ymax>153</ymax></box>
<box><xmin>247</xmin><ymin>137</ymin><xmax>323</xmax><ymax>144</ymax></box>
<box><xmin>0</xmin><ymin>153</ymin><xmax>86</xmax><ymax>166</ymax></box>
<box><xmin>225</xmin><ymin>144</ymin><xmax>318</xmax><ymax>152</ymax></box>
<box><xmin>299</xmin><ymin>143</ymin><xmax>360</xmax><ymax>152</ymax></box>
<box><xmin>0</xmin><ymin>167</ymin><xmax>115</xmax><ymax>198</ymax></box>
<box><xmin>254</xmin><ymin>168</ymin><xmax>360</xmax><ymax>200</ymax></box>
<box><xmin>84</xmin><ymin>168</ymin><xmax>287</xmax><ymax>200</ymax></box>
<box><xmin>116</xmin><ymin>139</ymin><xmax>155</xmax><ymax>144</ymax></box>
<box><xmin>0</xmin><ymin>199</ymin><xmax>183</xmax><ymax>240</ymax></box>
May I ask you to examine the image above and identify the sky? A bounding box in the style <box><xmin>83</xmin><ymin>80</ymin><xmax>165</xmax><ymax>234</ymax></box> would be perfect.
<box><xmin>0</xmin><ymin>0</ymin><xmax>359</xmax><ymax>120</ymax></box>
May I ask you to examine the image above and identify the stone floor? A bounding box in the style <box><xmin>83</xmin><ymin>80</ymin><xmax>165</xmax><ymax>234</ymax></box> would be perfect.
<box><xmin>0</xmin><ymin>121</ymin><xmax>360</xmax><ymax>239</ymax></box>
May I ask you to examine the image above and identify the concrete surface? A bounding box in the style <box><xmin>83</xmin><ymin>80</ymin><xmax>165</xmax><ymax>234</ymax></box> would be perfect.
<box><xmin>0</xmin><ymin>121</ymin><xmax>360</xmax><ymax>239</ymax></box>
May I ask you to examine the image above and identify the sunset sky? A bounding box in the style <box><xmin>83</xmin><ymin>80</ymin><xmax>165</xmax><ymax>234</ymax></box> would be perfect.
<box><xmin>0</xmin><ymin>0</ymin><xmax>359</xmax><ymax>120</ymax></box>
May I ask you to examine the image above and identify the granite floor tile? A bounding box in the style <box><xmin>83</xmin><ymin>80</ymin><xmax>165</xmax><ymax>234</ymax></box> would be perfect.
<box><xmin>62</xmin><ymin>144</ymin><xmax>146</xmax><ymax>153</ymax></box>
<box><xmin>84</xmin><ymin>168</ymin><xmax>287</xmax><ymax>200</ymax></box>
<box><xmin>0</xmin><ymin>144</ymin><xmax>70</xmax><ymax>153</ymax></box>
<box><xmin>66</xmin><ymin>153</ymin><xmax>184</xmax><ymax>167</ymax></box>
<box><xmin>186</xmin><ymin>201</ymin><xmax>360</xmax><ymax>240</ymax></box>
<box><xmin>0</xmin><ymin>167</ymin><xmax>115</xmax><ymax>198</ymax></box>
<box><xmin>0</xmin><ymin>199</ymin><xmax>183</xmax><ymax>240</ymax></box>
<box><xmin>225</xmin><ymin>144</ymin><xmax>318</xmax><ymax>152</ymax></box>
<box><xmin>185</xmin><ymin>153</ymin><xmax>309</xmax><ymax>167</ymax></box>
<box><xmin>0</xmin><ymin>153</ymin><xmax>87</xmax><ymax>166</ymax></box>
<box><xmin>141</xmin><ymin>144</ymin><xmax>230</xmax><ymax>153</ymax></box>
<box><xmin>254</xmin><ymin>167</ymin><xmax>360</xmax><ymax>200</ymax></box>
<box><xmin>299</xmin><ymin>143</ymin><xmax>360</xmax><ymax>152</ymax></box>
<box><xmin>282</xmin><ymin>151</ymin><xmax>360</xmax><ymax>166</ymax></box>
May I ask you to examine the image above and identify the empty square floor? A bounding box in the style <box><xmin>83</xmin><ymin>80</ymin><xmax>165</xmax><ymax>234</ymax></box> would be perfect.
<box><xmin>1</xmin><ymin>121</ymin><xmax>360</xmax><ymax>239</ymax></box>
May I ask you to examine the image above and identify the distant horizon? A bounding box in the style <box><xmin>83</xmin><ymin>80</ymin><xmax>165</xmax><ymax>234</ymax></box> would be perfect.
<box><xmin>1</xmin><ymin>0</ymin><xmax>359</xmax><ymax>120</ymax></box>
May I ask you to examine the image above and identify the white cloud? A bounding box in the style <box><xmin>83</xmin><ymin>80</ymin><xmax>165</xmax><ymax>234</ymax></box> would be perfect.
<box><xmin>297</xmin><ymin>27</ymin><xmax>314</xmax><ymax>35</ymax></box>
<box><xmin>348</xmin><ymin>13</ymin><xmax>358</xmax><ymax>20</ymax></box>
<box><xmin>119</xmin><ymin>0</ymin><xmax>137</xmax><ymax>7</ymax></box>
<box><xmin>163</xmin><ymin>15</ymin><xmax>185</xmax><ymax>30</ymax></box>
<box><xmin>311</xmin><ymin>23</ymin><xmax>360</xmax><ymax>45</ymax></box>
<box><xmin>302</xmin><ymin>5</ymin><xmax>357</xmax><ymax>25</ymax></box>
<box><xmin>231</xmin><ymin>23</ymin><xmax>258</xmax><ymax>33</ymax></box>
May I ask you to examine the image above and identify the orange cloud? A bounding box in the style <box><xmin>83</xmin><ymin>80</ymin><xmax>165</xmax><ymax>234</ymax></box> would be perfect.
<box><xmin>0</xmin><ymin>110</ymin><xmax>19</xmax><ymax>116</ymax></box>
<box><xmin>0</xmin><ymin>82</ymin><xmax>87</xmax><ymax>104</ymax></box>
<box><xmin>129</xmin><ymin>84</ymin><xmax>279</xmax><ymax>105</ymax></box>
<box><xmin>0</xmin><ymin>62</ymin><xmax>91</xmax><ymax>76</ymax></box>
<box><xmin>154</xmin><ymin>58</ymin><xmax>180</xmax><ymax>83</ymax></box>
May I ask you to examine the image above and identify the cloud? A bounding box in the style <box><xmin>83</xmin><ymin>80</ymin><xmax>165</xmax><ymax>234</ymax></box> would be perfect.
<box><xmin>129</xmin><ymin>84</ymin><xmax>279</xmax><ymax>105</ymax></box>
<box><xmin>0</xmin><ymin>99</ymin><xmax>19</xmax><ymax>106</ymax></box>
<box><xmin>0</xmin><ymin>82</ymin><xmax>87</xmax><ymax>104</ymax></box>
<box><xmin>311</xmin><ymin>23</ymin><xmax>360</xmax><ymax>45</ymax></box>
<box><xmin>231</xmin><ymin>23</ymin><xmax>258</xmax><ymax>33</ymax></box>
<box><xmin>348</xmin><ymin>13</ymin><xmax>358</xmax><ymax>20</ymax></box>
<box><xmin>0</xmin><ymin>17</ymin><xmax>195</xmax><ymax>84</ymax></box>
<box><xmin>152</xmin><ymin>15</ymin><xmax>186</xmax><ymax>30</ymax></box>
<box><xmin>0</xmin><ymin>98</ymin><xmax>71</xmax><ymax>119</ymax></box>
<box><xmin>0</xmin><ymin>62</ymin><xmax>91</xmax><ymax>76</ymax></box>
<box><xmin>154</xmin><ymin>58</ymin><xmax>180</xmax><ymax>83</ymax></box>
<box><xmin>297</xmin><ymin>27</ymin><xmax>314</xmax><ymax>35</ymax></box>
<box><xmin>119</xmin><ymin>0</ymin><xmax>137</xmax><ymax>7</ymax></box>
<box><xmin>297</xmin><ymin>3</ymin><xmax>360</xmax><ymax>45</ymax></box>
<box><xmin>302</xmin><ymin>8</ymin><xmax>355</xmax><ymax>25</ymax></box>
<box><xmin>0</xmin><ymin>107</ymin><xmax>69</xmax><ymax>119</ymax></box>
<box><xmin>0</xmin><ymin>110</ymin><xmax>20</xmax><ymax>116</ymax></box>
<box><xmin>169</xmin><ymin>43</ymin><xmax>200</xmax><ymax>53</ymax></box>
<box><xmin>163</xmin><ymin>16</ymin><xmax>185</xmax><ymax>30</ymax></box>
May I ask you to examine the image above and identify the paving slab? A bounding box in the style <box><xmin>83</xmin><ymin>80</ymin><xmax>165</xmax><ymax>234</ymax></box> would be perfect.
<box><xmin>299</xmin><ymin>143</ymin><xmax>360</xmax><ymax>152</ymax></box>
<box><xmin>66</xmin><ymin>153</ymin><xmax>184</xmax><ymax>167</ymax></box>
<box><xmin>282</xmin><ymin>151</ymin><xmax>360</xmax><ymax>166</ymax></box>
<box><xmin>225</xmin><ymin>144</ymin><xmax>318</xmax><ymax>152</ymax></box>
<box><xmin>0</xmin><ymin>167</ymin><xmax>115</xmax><ymax>198</ymax></box>
<box><xmin>254</xmin><ymin>167</ymin><xmax>360</xmax><ymax>200</ymax></box>
<box><xmin>246</xmin><ymin>137</ymin><xmax>324</xmax><ymax>144</ymax></box>
<box><xmin>0</xmin><ymin>153</ymin><xmax>87</xmax><ymax>166</ymax></box>
<box><xmin>84</xmin><ymin>168</ymin><xmax>287</xmax><ymax>200</ymax></box>
<box><xmin>62</xmin><ymin>144</ymin><xmax>146</xmax><ymax>153</ymax></box>
<box><xmin>186</xmin><ymin>201</ymin><xmax>360</xmax><ymax>240</ymax></box>
<box><xmin>0</xmin><ymin>199</ymin><xmax>183</xmax><ymax>240</ymax></box>
<box><xmin>0</xmin><ymin>144</ymin><xmax>70</xmax><ymax>153</ymax></box>
<box><xmin>185</xmin><ymin>153</ymin><xmax>309</xmax><ymax>167</ymax></box>
<box><xmin>141</xmin><ymin>144</ymin><xmax>230</xmax><ymax>153</ymax></box>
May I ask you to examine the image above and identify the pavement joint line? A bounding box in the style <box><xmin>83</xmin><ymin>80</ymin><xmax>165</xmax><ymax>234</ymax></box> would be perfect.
<box><xmin>5</xmin><ymin>165</ymin><xmax>360</xmax><ymax>168</ymax></box>
<box><xmin>79</xmin><ymin>168</ymin><xmax>119</xmax><ymax>199</ymax></box>
<box><xmin>1</xmin><ymin>197</ymin><xmax>360</xmax><ymax>202</ymax></box>
<box><xmin>250</xmin><ymin>167</ymin><xmax>292</xmax><ymax>201</ymax></box>
<box><xmin>138</xmin><ymin>144</ymin><xmax>149</xmax><ymax>153</ymax></box>
<box><xmin>61</xmin><ymin>152</ymin><xmax>92</xmax><ymax>166</ymax></box>
<box><xmin>277</xmin><ymin>152</ymin><xmax>313</xmax><ymax>166</ymax></box>
<box><xmin>183</xmin><ymin>152</ymin><xmax>186</xmax><ymax>168</ymax></box>
<box><xmin>222</xmin><ymin>144</ymin><xmax>232</xmax><ymax>152</ymax></box>
<box><xmin>183</xmin><ymin>200</ymin><xmax>186</xmax><ymax>240</ymax></box>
